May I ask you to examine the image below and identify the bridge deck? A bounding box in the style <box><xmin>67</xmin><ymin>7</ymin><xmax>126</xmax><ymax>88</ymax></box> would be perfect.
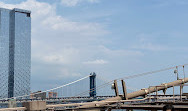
<box><xmin>102</xmin><ymin>104</ymin><xmax>188</xmax><ymax>110</ymax></box>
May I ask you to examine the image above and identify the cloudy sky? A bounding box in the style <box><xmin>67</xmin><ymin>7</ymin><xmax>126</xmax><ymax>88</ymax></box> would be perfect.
<box><xmin>1</xmin><ymin>0</ymin><xmax>188</xmax><ymax>92</ymax></box>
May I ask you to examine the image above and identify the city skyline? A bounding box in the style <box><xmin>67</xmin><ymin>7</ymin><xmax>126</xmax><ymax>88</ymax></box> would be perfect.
<box><xmin>0</xmin><ymin>0</ymin><xmax>188</xmax><ymax>93</ymax></box>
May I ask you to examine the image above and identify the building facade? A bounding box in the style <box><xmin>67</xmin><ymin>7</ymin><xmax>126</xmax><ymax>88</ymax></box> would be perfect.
<box><xmin>48</xmin><ymin>92</ymin><xmax>58</xmax><ymax>98</ymax></box>
<box><xmin>0</xmin><ymin>8</ymin><xmax>31</xmax><ymax>98</ymax></box>
<box><xmin>30</xmin><ymin>91</ymin><xmax>46</xmax><ymax>99</ymax></box>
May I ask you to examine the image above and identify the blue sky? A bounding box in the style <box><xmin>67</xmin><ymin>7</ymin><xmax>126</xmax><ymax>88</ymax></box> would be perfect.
<box><xmin>0</xmin><ymin>0</ymin><xmax>188</xmax><ymax>93</ymax></box>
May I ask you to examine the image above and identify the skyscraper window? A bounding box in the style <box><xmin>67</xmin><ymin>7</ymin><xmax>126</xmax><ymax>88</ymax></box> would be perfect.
<box><xmin>0</xmin><ymin>8</ymin><xmax>31</xmax><ymax>98</ymax></box>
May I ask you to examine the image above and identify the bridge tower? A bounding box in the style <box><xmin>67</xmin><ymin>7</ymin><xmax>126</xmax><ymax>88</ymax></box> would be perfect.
<box><xmin>89</xmin><ymin>72</ymin><xmax>96</xmax><ymax>98</ymax></box>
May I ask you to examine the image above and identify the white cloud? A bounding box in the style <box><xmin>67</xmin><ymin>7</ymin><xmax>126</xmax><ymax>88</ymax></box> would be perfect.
<box><xmin>83</xmin><ymin>59</ymin><xmax>108</xmax><ymax>65</ymax></box>
<box><xmin>132</xmin><ymin>33</ymin><xmax>168</xmax><ymax>51</ymax></box>
<box><xmin>0</xmin><ymin>0</ymin><xmax>108</xmax><ymax>78</ymax></box>
<box><xmin>43</xmin><ymin>55</ymin><xmax>66</xmax><ymax>64</ymax></box>
<box><xmin>0</xmin><ymin>0</ymin><xmax>107</xmax><ymax>36</ymax></box>
<box><xmin>133</xmin><ymin>43</ymin><xmax>168</xmax><ymax>51</ymax></box>
<box><xmin>155</xmin><ymin>0</ymin><xmax>188</xmax><ymax>7</ymax></box>
<box><xmin>59</xmin><ymin>68</ymin><xmax>82</xmax><ymax>77</ymax></box>
<box><xmin>41</xmin><ymin>16</ymin><xmax>108</xmax><ymax>36</ymax></box>
<box><xmin>0</xmin><ymin>0</ymin><xmax>145</xmax><ymax>91</ymax></box>
<box><xmin>61</xmin><ymin>0</ymin><xmax>99</xmax><ymax>7</ymax></box>
<box><xmin>39</xmin><ymin>48</ymin><xmax>80</xmax><ymax>65</ymax></box>
<box><xmin>99</xmin><ymin>45</ymin><xmax>144</xmax><ymax>56</ymax></box>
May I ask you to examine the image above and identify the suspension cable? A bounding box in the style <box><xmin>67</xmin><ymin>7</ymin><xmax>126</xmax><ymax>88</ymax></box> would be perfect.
<box><xmin>116</xmin><ymin>64</ymin><xmax>188</xmax><ymax>81</ymax></box>
<box><xmin>1</xmin><ymin>64</ymin><xmax>187</xmax><ymax>100</ymax></box>
<box><xmin>0</xmin><ymin>75</ymin><xmax>91</xmax><ymax>100</ymax></box>
<box><xmin>76</xmin><ymin>64</ymin><xmax>188</xmax><ymax>97</ymax></box>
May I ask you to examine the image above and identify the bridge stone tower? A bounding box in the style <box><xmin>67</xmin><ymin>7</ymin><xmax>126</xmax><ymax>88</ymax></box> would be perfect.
<box><xmin>89</xmin><ymin>72</ymin><xmax>96</xmax><ymax>98</ymax></box>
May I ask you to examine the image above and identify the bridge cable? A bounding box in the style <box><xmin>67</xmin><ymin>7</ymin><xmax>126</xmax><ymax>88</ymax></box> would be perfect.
<box><xmin>76</xmin><ymin>64</ymin><xmax>188</xmax><ymax>97</ymax></box>
<box><xmin>0</xmin><ymin>75</ymin><xmax>91</xmax><ymax>100</ymax></box>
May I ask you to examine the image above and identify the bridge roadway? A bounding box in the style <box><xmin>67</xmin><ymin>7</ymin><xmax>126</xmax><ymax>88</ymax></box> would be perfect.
<box><xmin>46</xmin><ymin>96</ymin><xmax>188</xmax><ymax>110</ymax></box>
<box><xmin>0</xmin><ymin>96</ymin><xmax>114</xmax><ymax>104</ymax></box>
<box><xmin>0</xmin><ymin>94</ymin><xmax>184</xmax><ymax>104</ymax></box>
<box><xmin>0</xmin><ymin>95</ymin><xmax>187</xmax><ymax>111</ymax></box>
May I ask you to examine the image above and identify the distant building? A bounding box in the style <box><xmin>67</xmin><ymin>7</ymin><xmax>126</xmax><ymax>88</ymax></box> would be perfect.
<box><xmin>30</xmin><ymin>91</ymin><xmax>46</xmax><ymax>99</ymax></box>
<box><xmin>0</xmin><ymin>8</ymin><xmax>31</xmax><ymax>98</ymax></box>
<box><xmin>48</xmin><ymin>92</ymin><xmax>58</xmax><ymax>98</ymax></box>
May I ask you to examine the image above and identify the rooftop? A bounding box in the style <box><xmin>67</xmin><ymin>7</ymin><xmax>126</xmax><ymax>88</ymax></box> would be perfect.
<box><xmin>0</xmin><ymin>7</ymin><xmax>31</xmax><ymax>14</ymax></box>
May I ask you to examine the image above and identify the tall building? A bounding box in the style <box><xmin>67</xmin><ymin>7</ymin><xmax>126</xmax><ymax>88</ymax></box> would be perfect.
<box><xmin>0</xmin><ymin>8</ymin><xmax>31</xmax><ymax>98</ymax></box>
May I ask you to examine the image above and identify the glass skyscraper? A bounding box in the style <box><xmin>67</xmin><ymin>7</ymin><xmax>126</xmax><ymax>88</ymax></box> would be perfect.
<box><xmin>0</xmin><ymin>8</ymin><xmax>31</xmax><ymax>98</ymax></box>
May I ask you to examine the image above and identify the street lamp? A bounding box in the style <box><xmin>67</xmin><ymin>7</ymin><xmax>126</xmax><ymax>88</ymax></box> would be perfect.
<box><xmin>174</xmin><ymin>66</ymin><xmax>179</xmax><ymax>80</ymax></box>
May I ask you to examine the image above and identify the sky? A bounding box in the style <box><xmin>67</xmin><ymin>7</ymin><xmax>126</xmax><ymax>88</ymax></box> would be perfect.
<box><xmin>0</xmin><ymin>0</ymin><xmax>188</xmax><ymax>93</ymax></box>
